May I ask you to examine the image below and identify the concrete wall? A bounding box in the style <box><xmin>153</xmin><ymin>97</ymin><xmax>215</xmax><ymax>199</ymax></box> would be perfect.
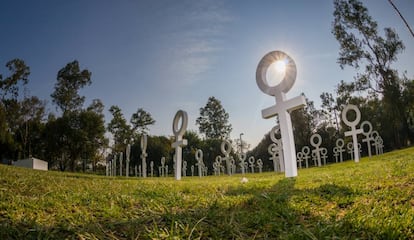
<box><xmin>14</xmin><ymin>158</ymin><xmax>48</xmax><ymax>171</ymax></box>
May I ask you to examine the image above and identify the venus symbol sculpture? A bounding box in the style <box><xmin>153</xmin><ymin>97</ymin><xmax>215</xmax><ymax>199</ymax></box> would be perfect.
<box><xmin>141</xmin><ymin>134</ymin><xmax>148</xmax><ymax>178</ymax></box>
<box><xmin>221</xmin><ymin>140</ymin><xmax>233</xmax><ymax>175</ymax></box>
<box><xmin>171</xmin><ymin>110</ymin><xmax>188</xmax><ymax>180</ymax></box>
<box><xmin>342</xmin><ymin>104</ymin><xmax>363</xmax><ymax>163</ymax></box>
<box><xmin>126</xmin><ymin>144</ymin><xmax>131</xmax><ymax>177</ymax></box>
<box><xmin>256</xmin><ymin>51</ymin><xmax>306</xmax><ymax>177</ymax></box>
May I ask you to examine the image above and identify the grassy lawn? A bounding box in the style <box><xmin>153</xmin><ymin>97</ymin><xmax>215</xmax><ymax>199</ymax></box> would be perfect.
<box><xmin>1</xmin><ymin>147</ymin><xmax>414</xmax><ymax>239</ymax></box>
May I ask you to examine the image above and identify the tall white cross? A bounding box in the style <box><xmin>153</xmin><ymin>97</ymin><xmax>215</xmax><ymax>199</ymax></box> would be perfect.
<box><xmin>171</xmin><ymin>110</ymin><xmax>188</xmax><ymax>180</ymax></box>
<box><xmin>256</xmin><ymin>51</ymin><xmax>306</xmax><ymax>178</ymax></box>
<box><xmin>342</xmin><ymin>104</ymin><xmax>363</xmax><ymax>163</ymax></box>
<box><xmin>310</xmin><ymin>133</ymin><xmax>322</xmax><ymax>167</ymax></box>
<box><xmin>140</xmin><ymin>134</ymin><xmax>148</xmax><ymax>177</ymax></box>
<box><xmin>361</xmin><ymin>121</ymin><xmax>373</xmax><ymax>157</ymax></box>
<box><xmin>221</xmin><ymin>140</ymin><xmax>232</xmax><ymax>175</ymax></box>
<box><xmin>126</xmin><ymin>144</ymin><xmax>131</xmax><ymax>177</ymax></box>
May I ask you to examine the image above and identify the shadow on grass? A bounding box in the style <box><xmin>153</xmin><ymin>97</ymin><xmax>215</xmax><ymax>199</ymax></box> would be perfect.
<box><xmin>140</xmin><ymin>178</ymin><xmax>408</xmax><ymax>239</ymax></box>
<box><xmin>1</xmin><ymin>177</ymin><xmax>411</xmax><ymax>239</ymax></box>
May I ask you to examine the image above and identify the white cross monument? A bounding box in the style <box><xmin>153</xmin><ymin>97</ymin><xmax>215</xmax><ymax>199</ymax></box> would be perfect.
<box><xmin>171</xmin><ymin>110</ymin><xmax>188</xmax><ymax>180</ymax></box>
<box><xmin>141</xmin><ymin>134</ymin><xmax>148</xmax><ymax>177</ymax></box>
<box><xmin>342</xmin><ymin>104</ymin><xmax>363</xmax><ymax>163</ymax></box>
<box><xmin>256</xmin><ymin>51</ymin><xmax>306</xmax><ymax>177</ymax></box>
<box><xmin>126</xmin><ymin>144</ymin><xmax>131</xmax><ymax>177</ymax></box>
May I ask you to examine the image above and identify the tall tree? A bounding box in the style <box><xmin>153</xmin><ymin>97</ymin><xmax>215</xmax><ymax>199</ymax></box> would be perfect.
<box><xmin>320</xmin><ymin>92</ymin><xmax>340</xmax><ymax>133</ymax></box>
<box><xmin>43</xmin><ymin>102</ymin><xmax>107</xmax><ymax>171</ymax></box>
<box><xmin>107</xmin><ymin>105</ymin><xmax>132</xmax><ymax>152</ymax></box>
<box><xmin>78</xmin><ymin>102</ymin><xmax>108</xmax><ymax>172</ymax></box>
<box><xmin>196</xmin><ymin>96</ymin><xmax>232</xmax><ymax>140</ymax></box>
<box><xmin>332</xmin><ymin>0</ymin><xmax>409</xmax><ymax>147</ymax></box>
<box><xmin>51</xmin><ymin>60</ymin><xmax>91</xmax><ymax>114</ymax></box>
<box><xmin>14</xmin><ymin>96</ymin><xmax>47</xmax><ymax>159</ymax></box>
<box><xmin>0</xmin><ymin>59</ymin><xmax>36</xmax><ymax>162</ymax></box>
<box><xmin>48</xmin><ymin>61</ymin><xmax>105</xmax><ymax>171</ymax></box>
<box><xmin>0</xmin><ymin>59</ymin><xmax>30</xmax><ymax>100</ymax></box>
<box><xmin>130</xmin><ymin>108</ymin><xmax>155</xmax><ymax>136</ymax></box>
<box><xmin>182</xmin><ymin>130</ymin><xmax>203</xmax><ymax>170</ymax></box>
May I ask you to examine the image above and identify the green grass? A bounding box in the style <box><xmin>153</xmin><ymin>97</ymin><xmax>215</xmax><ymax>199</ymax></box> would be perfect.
<box><xmin>1</xmin><ymin>148</ymin><xmax>414</xmax><ymax>239</ymax></box>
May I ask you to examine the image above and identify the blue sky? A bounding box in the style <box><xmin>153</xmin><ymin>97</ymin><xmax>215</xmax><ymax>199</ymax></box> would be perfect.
<box><xmin>1</xmin><ymin>0</ymin><xmax>413</xmax><ymax>148</ymax></box>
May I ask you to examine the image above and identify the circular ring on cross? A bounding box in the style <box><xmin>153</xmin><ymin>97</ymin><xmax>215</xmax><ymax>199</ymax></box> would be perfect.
<box><xmin>268</xmin><ymin>143</ymin><xmax>277</xmax><ymax>155</ymax></box>
<box><xmin>370</xmin><ymin>130</ymin><xmax>379</xmax><ymax>139</ymax></box>
<box><xmin>360</xmin><ymin>121</ymin><xmax>373</xmax><ymax>137</ymax></box>
<box><xmin>239</xmin><ymin>152</ymin><xmax>246</xmax><ymax>161</ymax></box>
<box><xmin>342</xmin><ymin>104</ymin><xmax>361</xmax><ymax>128</ymax></box>
<box><xmin>248</xmin><ymin>156</ymin><xmax>255</xmax><ymax>164</ymax></box>
<box><xmin>347</xmin><ymin>142</ymin><xmax>353</xmax><ymax>150</ymax></box>
<box><xmin>376</xmin><ymin>136</ymin><xmax>383</xmax><ymax>145</ymax></box>
<box><xmin>302</xmin><ymin>146</ymin><xmax>310</xmax><ymax>155</ymax></box>
<box><xmin>270</xmin><ymin>125</ymin><xmax>281</xmax><ymax>143</ymax></box>
<box><xmin>172</xmin><ymin>110</ymin><xmax>188</xmax><ymax>137</ymax></box>
<box><xmin>310</xmin><ymin>133</ymin><xmax>322</xmax><ymax>147</ymax></box>
<box><xmin>336</xmin><ymin>138</ymin><xmax>344</xmax><ymax>148</ymax></box>
<box><xmin>195</xmin><ymin>149</ymin><xmax>203</xmax><ymax>161</ymax></box>
<box><xmin>221</xmin><ymin>140</ymin><xmax>232</xmax><ymax>156</ymax></box>
<box><xmin>256</xmin><ymin>51</ymin><xmax>297</xmax><ymax>96</ymax></box>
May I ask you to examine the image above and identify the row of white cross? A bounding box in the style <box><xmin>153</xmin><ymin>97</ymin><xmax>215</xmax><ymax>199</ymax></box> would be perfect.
<box><xmin>107</xmin><ymin>50</ymin><xmax>384</xmax><ymax>180</ymax></box>
<box><xmin>106</xmin><ymin>144</ymin><xmax>266</xmax><ymax>178</ymax></box>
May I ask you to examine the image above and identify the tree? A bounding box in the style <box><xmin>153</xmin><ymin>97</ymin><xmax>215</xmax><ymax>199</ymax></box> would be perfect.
<box><xmin>196</xmin><ymin>96</ymin><xmax>232</xmax><ymax>140</ymax></box>
<box><xmin>0</xmin><ymin>59</ymin><xmax>43</xmax><ymax>162</ymax></box>
<box><xmin>0</xmin><ymin>59</ymin><xmax>30</xmax><ymax>100</ymax></box>
<box><xmin>130</xmin><ymin>108</ymin><xmax>155</xmax><ymax>136</ymax></box>
<box><xmin>320</xmin><ymin>92</ymin><xmax>340</xmax><ymax>133</ymax></box>
<box><xmin>402</xmin><ymin>76</ymin><xmax>414</xmax><ymax>142</ymax></box>
<box><xmin>77</xmin><ymin>104</ymin><xmax>107</xmax><ymax>172</ymax></box>
<box><xmin>182</xmin><ymin>130</ymin><xmax>203</xmax><ymax>170</ymax></box>
<box><xmin>0</xmin><ymin>103</ymin><xmax>14</xmax><ymax>162</ymax></box>
<box><xmin>51</xmin><ymin>60</ymin><xmax>91</xmax><ymax>114</ymax></box>
<box><xmin>43</xmin><ymin>103</ymin><xmax>107</xmax><ymax>171</ymax></box>
<box><xmin>291</xmin><ymin>97</ymin><xmax>319</xmax><ymax>149</ymax></box>
<box><xmin>14</xmin><ymin>96</ymin><xmax>47</xmax><ymax>159</ymax></box>
<box><xmin>47</xmin><ymin>61</ymin><xmax>105</xmax><ymax>171</ymax></box>
<box><xmin>332</xmin><ymin>0</ymin><xmax>409</xmax><ymax>147</ymax></box>
<box><xmin>107</xmin><ymin>105</ymin><xmax>132</xmax><ymax>152</ymax></box>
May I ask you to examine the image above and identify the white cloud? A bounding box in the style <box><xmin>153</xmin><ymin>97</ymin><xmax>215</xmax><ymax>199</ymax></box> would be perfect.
<box><xmin>154</xmin><ymin>0</ymin><xmax>233</xmax><ymax>88</ymax></box>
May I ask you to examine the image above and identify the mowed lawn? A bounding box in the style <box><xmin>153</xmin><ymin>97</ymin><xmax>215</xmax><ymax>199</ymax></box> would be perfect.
<box><xmin>1</xmin><ymin>147</ymin><xmax>414</xmax><ymax>239</ymax></box>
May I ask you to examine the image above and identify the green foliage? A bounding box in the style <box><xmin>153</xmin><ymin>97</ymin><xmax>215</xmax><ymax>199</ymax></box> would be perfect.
<box><xmin>46</xmin><ymin>61</ymin><xmax>106</xmax><ymax>171</ymax></box>
<box><xmin>182</xmin><ymin>130</ymin><xmax>203</xmax><ymax>169</ymax></box>
<box><xmin>1</xmin><ymin>147</ymin><xmax>414</xmax><ymax>239</ymax></box>
<box><xmin>332</xmin><ymin>0</ymin><xmax>411</xmax><ymax>147</ymax></box>
<box><xmin>43</xmin><ymin>106</ymin><xmax>107</xmax><ymax>171</ymax></box>
<box><xmin>196</xmin><ymin>96</ymin><xmax>232</xmax><ymax>140</ymax></box>
<box><xmin>0</xmin><ymin>59</ymin><xmax>48</xmax><ymax>162</ymax></box>
<box><xmin>107</xmin><ymin>105</ymin><xmax>132</xmax><ymax>152</ymax></box>
<box><xmin>130</xmin><ymin>135</ymin><xmax>172</xmax><ymax>174</ymax></box>
<box><xmin>0</xmin><ymin>59</ymin><xmax>30</xmax><ymax>100</ymax></box>
<box><xmin>130</xmin><ymin>108</ymin><xmax>156</xmax><ymax>136</ymax></box>
<box><xmin>51</xmin><ymin>60</ymin><xmax>91</xmax><ymax>114</ymax></box>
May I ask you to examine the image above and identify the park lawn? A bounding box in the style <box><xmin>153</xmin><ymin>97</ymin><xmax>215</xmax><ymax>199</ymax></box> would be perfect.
<box><xmin>0</xmin><ymin>147</ymin><xmax>414</xmax><ymax>239</ymax></box>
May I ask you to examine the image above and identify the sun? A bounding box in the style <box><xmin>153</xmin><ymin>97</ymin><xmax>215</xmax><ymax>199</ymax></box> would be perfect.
<box><xmin>274</xmin><ymin>60</ymin><xmax>286</xmax><ymax>74</ymax></box>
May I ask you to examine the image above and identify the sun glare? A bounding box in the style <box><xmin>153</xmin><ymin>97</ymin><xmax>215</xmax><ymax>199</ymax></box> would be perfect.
<box><xmin>274</xmin><ymin>60</ymin><xmax>286</xmax><ymax>74</ymax></box>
